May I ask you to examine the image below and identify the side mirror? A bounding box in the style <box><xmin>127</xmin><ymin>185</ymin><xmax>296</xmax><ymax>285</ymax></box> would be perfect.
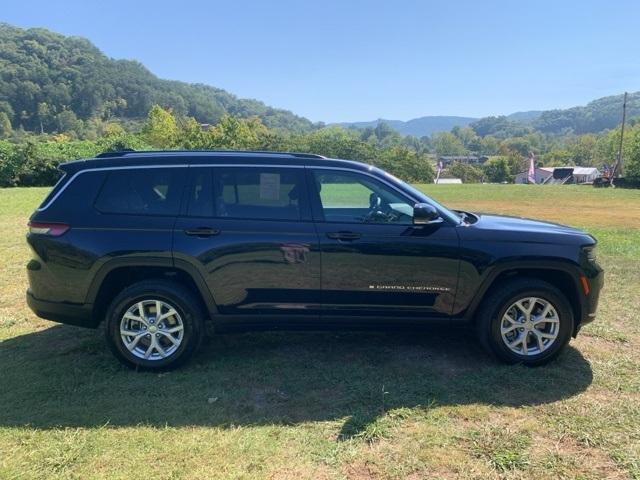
<box><xmin>413</xmin><ymin>203</ymin><xmax>442</xmax><ymax>225</ymax></box>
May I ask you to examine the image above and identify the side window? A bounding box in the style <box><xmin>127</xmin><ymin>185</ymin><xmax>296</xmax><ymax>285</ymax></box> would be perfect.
<box><xmin>95</xmin><ymin>168</ymin><xmax>184</xmax><ymax>216</ymax></box>
<box><xmin>189</xmin><ymin>167</ymin><xmax>305</xmax><ymax>221</ymax></box>
<box><xmin>312</xmin><ymin>170</ymin><xmax>414</xmax><ymax>224</ymax></box>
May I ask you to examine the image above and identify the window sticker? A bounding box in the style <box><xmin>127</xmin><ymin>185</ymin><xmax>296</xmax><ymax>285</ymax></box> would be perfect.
<box><xmin>259</xmin><ymin>173</ymin><xmax>281</xmax><ymax>200</ymax></box>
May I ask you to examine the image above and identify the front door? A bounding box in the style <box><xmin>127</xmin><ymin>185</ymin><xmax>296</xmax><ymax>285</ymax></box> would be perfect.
<box><xmin>173</xmin><ymin>165</ymin><xmax>321</xmax><ymax>318</ymax></box>
<box><xmin>309</xmin><ymin>168</ymin><xmax>460</xmax><ymax>319</ymax></box>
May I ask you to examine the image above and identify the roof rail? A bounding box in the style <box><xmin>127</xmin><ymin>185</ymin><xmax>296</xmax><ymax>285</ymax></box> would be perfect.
<box><xmin>95</xmin><ymin>149</ymin><xmax>135</xmax><ymax>158</ymax></box>
<box><xmin>95</xmin><ymin>149</ymin><xmax>326</xmax><ymax>159</ymax></box>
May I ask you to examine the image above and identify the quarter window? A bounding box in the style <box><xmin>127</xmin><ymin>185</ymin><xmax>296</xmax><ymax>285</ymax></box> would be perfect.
<box><xmin>312</xmin><ymin>170</ymin><xmax>414</xmax><ymax>224</ymax></box>
<box><xmin>95</xmin><ymin>168</ymin><xmax>184</xmax><ymax>216</ymax></box>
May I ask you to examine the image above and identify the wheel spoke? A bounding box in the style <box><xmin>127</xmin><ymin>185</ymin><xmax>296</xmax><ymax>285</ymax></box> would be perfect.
<box><xmin>533</xmin><ymin>330</ymin><xmax>545</xmax><ymax>351</ymax></box>
<box><xmin>503</xmin><ymin>311</ymin><xmax>517</xmax><ymax>323</ymax></box>
<box><xmin>155</xmin><ymin>341</ymin><xmax>167</xmax><ymax>358</ymax></box>
<box><xmin>158</xmin><ymin>308</ymin><xmax>178</xmax><ymax>322</ymax></box>
<box><xmin>539</xmin><ymin>302</ymin><xmax>552</xmax><ymax>319</ymax></box>
<box><xmin>514</xmin><ymin>300</ymin><xmax>529</xmax><ymax>316</ymax></box>
<box><xmin>538</xmin><ymin>332</ymin><xmax>556</xmax><ymax>340</ymax></box>
<box><xmin>534</xmin><ymin>315</ymin><xmax>559</xmax><ymax>325</ymax></box>
<box><xmin>144</xmin><ymin>340</ymin><xmax>155</xmax><ymax>359</ymax></box>
<box><xmin>137</xmin><ymin>302</ymin><xmax>147</xmax><ymax>319</ymax></box>
<box><xmin>508</xmin><ymin>335</ymin><xmax>525</xmax><ymax>350</ymax></box>
<box><xmin>123</xmin><ymin>312</ymin><xmax>147</xmax><ymax>325</ymax></box>
<box><xmin>166</xmin><ymin>325</ymin><xmax>184</xmax><ymax>334</ymax></box>
<box><xmin>159</xmin><ymin>331</ymin><xmax>180</xmax><ymax>346</ymax></box>
<box><xmin>501</xmin><ymin>324</ymin><xmax>518</xmax><ymax>334</ymax></box>
<box><xmin>125</xmin><ymin>333</ymin><xmax>145</xmax><ymax>351</ymax></box>
<box><xmin>120</xmin><ymin>328</ymin><xmax>142</xmax><ymax>337</ymax></box>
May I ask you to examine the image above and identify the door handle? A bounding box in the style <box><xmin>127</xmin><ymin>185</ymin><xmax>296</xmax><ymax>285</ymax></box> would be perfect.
<box><xmin>326</xmin><ymin>231</ymin><xmax>361</xmax><ymax>241</ymax></box>
<box><xmin>184</xmin><ymin>227</ymin><xmax>220</xmax><ymax>237</ymax></box>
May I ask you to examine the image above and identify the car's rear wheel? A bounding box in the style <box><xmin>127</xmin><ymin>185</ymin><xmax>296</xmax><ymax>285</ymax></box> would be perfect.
<box><xmin>476</xmin><ymin>278</ymin><xmax>574</xmax><ymax>366</ymax></box>
<box><xmin>105</xmin><ymin>280</ymin><xmax>204</xmax><ymax>369</ymax></box>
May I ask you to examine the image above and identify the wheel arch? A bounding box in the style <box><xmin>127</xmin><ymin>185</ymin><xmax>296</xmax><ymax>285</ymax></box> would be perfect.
<box><xmin>464</xmin><ymin>261</ymin><xmax>583</xmax><ymax>334</ymax></box>
<box><xmin>87</xmin><ymin>258</ymin><xmax>218</xmax><ymax>326</ymax></box>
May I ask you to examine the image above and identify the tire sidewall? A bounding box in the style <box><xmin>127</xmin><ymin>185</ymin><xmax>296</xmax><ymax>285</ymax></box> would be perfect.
<box><xmin>488</xmin><ymin>286</ymin><xmax>573</xmax><ymax>365</ymax></box>
<box><xmin>106</xmin><ymin>284</ymin><xmax>202</xmax><ymax>369</ymax></box>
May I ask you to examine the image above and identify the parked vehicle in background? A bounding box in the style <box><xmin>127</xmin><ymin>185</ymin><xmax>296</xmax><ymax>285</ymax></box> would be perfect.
<box><xmin>26</xmin><ymin>150</ymin><xmax>603</xmax><ymax>369</ymax></box>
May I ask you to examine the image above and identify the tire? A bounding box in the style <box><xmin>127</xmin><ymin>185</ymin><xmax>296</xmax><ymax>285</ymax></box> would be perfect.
<box><xmin>476</xmin><ymin>278</ymin><xmax>574</xmax><ymax>366</ymax></box>
<box><xmin>105</xmin><ymin>280</ymin><xmax>205</xmax><ymax>370</ymax></box>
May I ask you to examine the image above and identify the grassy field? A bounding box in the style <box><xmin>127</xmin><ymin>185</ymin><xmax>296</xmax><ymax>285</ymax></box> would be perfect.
<box><xmin>0</xmin><ymin>184</ymin><xmax>639</xmax><ymax>479</ymax></box>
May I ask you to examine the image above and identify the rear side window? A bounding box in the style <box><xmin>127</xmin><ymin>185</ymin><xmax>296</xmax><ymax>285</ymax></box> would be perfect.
<box><xmin>187</xmin><ymin>167</ymin><xmax>306</xmax><ymax>221</ymax></box>
<box><xmin>95</xmin><ymin>168</ymin><xmax>184</xmax><ymax>216</ymax></box>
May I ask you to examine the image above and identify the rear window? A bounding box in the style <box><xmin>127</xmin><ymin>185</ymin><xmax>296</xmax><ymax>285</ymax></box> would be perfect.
<box><xmin>95</xmin><ymin>168</ymin><xmax>184</xmax><ymax>216</ymax></box>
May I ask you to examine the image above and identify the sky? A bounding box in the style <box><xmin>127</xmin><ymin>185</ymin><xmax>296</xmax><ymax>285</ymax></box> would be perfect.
<box><xmin>2</xmin><ymin>0</ymin><xmax>639</xmax><ymax>123</ymax></box>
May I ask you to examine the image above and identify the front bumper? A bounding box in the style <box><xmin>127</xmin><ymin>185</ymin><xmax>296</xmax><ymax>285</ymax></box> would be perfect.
<box><xmin>575</xmin><ymin>264</ymin><xmax>604</xmax><ymax>334</ymax></box>
<box><xmin>26</xmin><ymin>290</ymin><xmax>97</xmax><ymax>328</ymax></box>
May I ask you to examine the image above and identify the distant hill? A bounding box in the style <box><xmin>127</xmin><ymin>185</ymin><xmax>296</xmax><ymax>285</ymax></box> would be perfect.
<box><xmin>506</xmin><ymin>111</ymin><xmax>543</xmax><ymax>122</ymax></box>
<box><xmin>340</xmin><ymin>93</ymin><xmax>639</xmax><ymax>138</ymax></box>
<box><xmin>339</xmin><ymin>116</ymin><xmax>477</xmax><ymax>137</ymax></box>
<box><xmin>530</xmin><ymin>92</ymin><xmax>640</xmax><ymax>134</ymax></box>
<box><xmin>0</xmin><ymin>23</ymin><xmax>315</xmax><ymax>133</ymax></box>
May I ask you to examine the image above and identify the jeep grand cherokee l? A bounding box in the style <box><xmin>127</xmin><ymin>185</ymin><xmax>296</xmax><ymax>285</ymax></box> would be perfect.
<box><xmin>26</xmin><ymin>150</ymin><xmax>603</xmax><ymax>369</ymax></box>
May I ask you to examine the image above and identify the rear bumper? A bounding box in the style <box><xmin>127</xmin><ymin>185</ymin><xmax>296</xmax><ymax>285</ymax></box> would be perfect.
<box><xmin>26</xmin><ymin>290</ymin><xmax>98</xmax><ymax>328</ymax></box>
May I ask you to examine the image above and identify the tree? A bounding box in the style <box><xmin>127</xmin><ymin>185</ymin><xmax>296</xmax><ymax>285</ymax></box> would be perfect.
<box><xmin>432</xmin><ymin>132</ymin><xmax>466</xmax><ymax>156</ymax></box>
<box><xmin>483</xmin><ymin>156</ymin><xmax>510</xmax><ymax>183</ymax></box>
<box><xmin>446</xmin><ymin>161</ymin><xmax>483</xmax><ymax>183</ymax></box>
<box><xmin>501</xmin><ymin>137</ymin><xmax>533</xmax><ymax>157</ymax></box>
<box><xmin>56</xmin><ymin>110</ymin><xmax>83</xmax><ymax>136</ymax></box>
<box><xmin>452</xmin><ymin>126</ymin><xmax>480</xmax><ymax>151</ymax></box>
<box><xmin>36</xmin><ymin>102</ymin><xmax>50</xmax><ymax>134</ymax></box>
<box><xmin>207</xmin><ymin>114</ymin><xmax>265</xmax><ymax>149</ymax></box>
<box><xmin>0</xmin><ymin>112</ymin><xmax>12</xmax><ymax>139</ymax></box>
<box><xmin>625</xmin><ymin>124</ymin><xmax>640</xmax><ymax>181</ymax></box>
<box><xmin>142</xmin><ymin>105</ymin><xmax>178</xmax><ymax>148</ymax></box>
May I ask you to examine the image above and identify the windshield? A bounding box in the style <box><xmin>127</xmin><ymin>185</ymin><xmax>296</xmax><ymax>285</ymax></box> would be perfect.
<box><xmin>373</xmin><ymin>167</ymin><xmax>462</xmax><ymax>224</ymax></box>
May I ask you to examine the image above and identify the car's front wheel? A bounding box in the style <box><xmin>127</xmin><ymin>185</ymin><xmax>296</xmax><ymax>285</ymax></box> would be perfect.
<box><xmin>105</xmin><ymin>280</ymin><xmax>204</xmax><ymax>369</ymax></box>
<box><xmin>477</xmin><ymin>278</ymin><xmax>574</xmax><ymax>366</ymax></box>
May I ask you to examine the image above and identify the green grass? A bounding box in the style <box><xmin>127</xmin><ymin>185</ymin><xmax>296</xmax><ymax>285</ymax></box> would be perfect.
<box><xmin>1</xmin><ymin>185</ymin><xmax>639</xmax><ymax>479</ymax></box>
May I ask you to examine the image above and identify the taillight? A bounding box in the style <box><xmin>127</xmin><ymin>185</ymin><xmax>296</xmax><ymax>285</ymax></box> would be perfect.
<box><xmin>28</xmin><ymin>222</ymin><xmax>70</xmax><ymax>236</ymax></box>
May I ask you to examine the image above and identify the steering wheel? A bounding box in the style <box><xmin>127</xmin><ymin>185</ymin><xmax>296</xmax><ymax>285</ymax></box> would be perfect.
<box><xmin>363</xmin><ymin>193</ymin><xmax>395</xmax><ymax>223</ymax></box>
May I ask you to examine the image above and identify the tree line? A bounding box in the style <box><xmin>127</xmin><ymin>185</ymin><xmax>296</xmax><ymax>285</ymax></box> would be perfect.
<box><xmin>0</xmin><ymin>106</ymin><xmax>437</xmax><ymax>187</ymax></box>
<box><xmin>2</xmin><ymin>104</ymin><xmax>640</xmax><ymax>187</ymax></box>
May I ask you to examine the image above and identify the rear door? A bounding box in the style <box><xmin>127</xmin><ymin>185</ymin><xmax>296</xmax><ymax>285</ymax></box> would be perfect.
<box><xmin>309</xmin><ymin>168</ymin><xmax>460</xmax><ymax>320</ymax></box>
<box><xmin>173</xmin><ymin>165</ymin><xmax>321</xmax><ymax>320</ymax></box>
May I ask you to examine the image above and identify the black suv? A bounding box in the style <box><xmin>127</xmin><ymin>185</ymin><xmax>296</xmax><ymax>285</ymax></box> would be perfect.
<box><xmin>26</xmin><ymin>150</ymin><xmax>603</xmax><ymax>369</ymax></box>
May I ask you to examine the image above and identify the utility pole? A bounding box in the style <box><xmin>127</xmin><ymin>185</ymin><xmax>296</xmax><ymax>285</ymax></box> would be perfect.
<box><xmin>611</xmin><ymin>91</ymin><xmax>628</xmax><ymax>187</ymax></box>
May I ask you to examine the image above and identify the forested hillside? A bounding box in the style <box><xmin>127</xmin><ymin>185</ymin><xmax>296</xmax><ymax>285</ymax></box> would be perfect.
<box><xmin>0</xmin><ymin>23</ymin><xmax>315</xmax><ymax>135</ymax></box>
<box><xmin>343</xmin><ymin>93</ymin><xmax>639</xmax><ymax>138</ymax></box>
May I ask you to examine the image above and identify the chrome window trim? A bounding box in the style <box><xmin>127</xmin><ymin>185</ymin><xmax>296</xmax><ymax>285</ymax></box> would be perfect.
<box><xmin>36</xmin><ymin>165</ymin><xmax>189</xmax><ymax>212</ymax></box>
<box><xmin>37</xmin><ymin>162</ymin><xmax>422</xmax><ymax>213</ymax></box>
